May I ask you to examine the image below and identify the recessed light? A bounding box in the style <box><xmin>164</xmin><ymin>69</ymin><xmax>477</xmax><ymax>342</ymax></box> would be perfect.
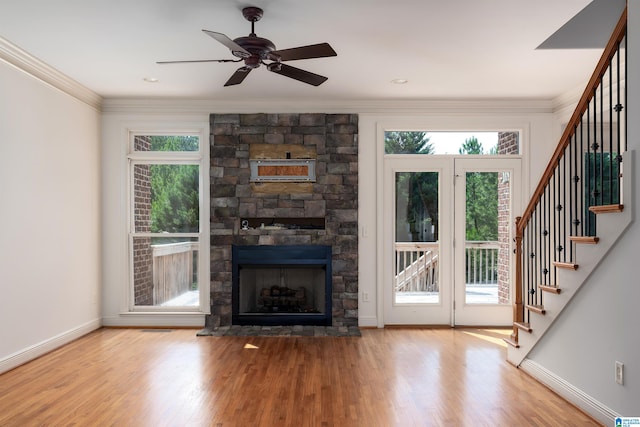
<box><xmin>391</xmin><ymin>79</ymin><xmax>408</xmax><ymax>85</ymax></box>
<box><xmin>143</xmin><ymin>77</ymin><xmax>159</xmax><ymax>83</ymax></box>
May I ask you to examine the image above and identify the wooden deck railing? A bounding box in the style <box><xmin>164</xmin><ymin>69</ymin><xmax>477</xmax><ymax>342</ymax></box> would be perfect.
<box><xmin>465</xmin><ymin>241</ymin><xmax>500</xmax><ymax>285</ymax></box>
<box><xmin>394</xmin><ymin>241</ymin><xmax>500</xmax><ymax>293</ymax></box>
<box><xmin>394</xmin><ymin>242</ymin><xmax>439</xmax><ymax>292</ymax></box>
<box><xmin>152</xmin><ymin>241</ymin><xmax>199</xmax><ymax>305</ymax></box>
<box><xmin>511</xmin><ymin>8</ymin><xmax>627</xmax><ymax>343</ymax></box>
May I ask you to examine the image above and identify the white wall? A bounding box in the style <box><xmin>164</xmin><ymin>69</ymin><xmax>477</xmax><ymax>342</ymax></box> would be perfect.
<box><xmin>0</xmin><ymin>60</ymin><xmax>101</xmax><ymax>372</ymax></box>
<box><xmin>527</xmin><ymin>0</ymin><xmax>640</xmax><ymax>417</ymax></box>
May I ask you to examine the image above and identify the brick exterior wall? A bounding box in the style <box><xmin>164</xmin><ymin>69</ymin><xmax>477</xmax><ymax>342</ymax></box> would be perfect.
<box><xmin>208</xmin><ymin>113</ymin><xmax>359</xmax><ymax>328</ymax></box>
<box><xmin>497</xmin><ymin>132</ymin><xmax>519</xmax><ymax>304</ymax></box>
<box><xmin>132</xmin><ymin>136</ymin><xmax>154</xmax><ymax>305</ymax></box>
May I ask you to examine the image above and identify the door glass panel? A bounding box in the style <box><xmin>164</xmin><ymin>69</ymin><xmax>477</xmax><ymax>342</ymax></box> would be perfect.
<box><xmin>464</xmin><ymin>171</ymin><xmax>509</xmax><ymax>304</ymax></box>
<box><xmin>394</xmin><ymin>172</ymin><xmax>439</xmax><ymax>304</ymax></box>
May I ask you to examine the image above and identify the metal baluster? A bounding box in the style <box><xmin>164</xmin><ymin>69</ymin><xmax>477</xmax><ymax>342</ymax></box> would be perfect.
<box><xmin>543</xmin><ymin>185</ymin><xmax>550</xmax><ymax>286</ymax></box>
<box><xmin>624</xmin><ymin>31</ymin><xmax>627</xmax><ymax>153</ymax></box>
<box><xmin>579</xmin><ymin>117</ymin><xmax>585</xmax><ymax>237</ymax></box>
<box><xmin>609</xmin><ymin>57</ymin><xmax>614</xmax><ymax>205</ymax></box>
<box><xmin>532</xmin><ymin>207</ymin><xmax>538</xmax><ymax>295</ymax></box>
<box><xmin>552</xmin><ymin>169</ymin><xmax>559</xmax><ymax>285</ymax></box>
<box><xmin>527</xmin><ymin>221</ymin><xmax>533</xmax><ymax>307</ymax></box>
<box><xmin>568</xmin><ymin>139</ymin><xmax>574</xmax><ymax>261</ymax></box>
<box><xmin>599</xmin><ymin>76</ymin><xmax>604</xmax><ymax>207</ymax></box>
<box><xmin>562</xmin><ymin>149</ymin><xmax>567</xmax><ymax>263</ymax></box>
<box><xmin>593</xmin><ymin>93</ymin><xmax>599</xmax><ymax>235</ymax></box>
<box><xmin>586</xmin><ymin>101</ymin><xmax>592</xmax><ymax>235</ymax></box>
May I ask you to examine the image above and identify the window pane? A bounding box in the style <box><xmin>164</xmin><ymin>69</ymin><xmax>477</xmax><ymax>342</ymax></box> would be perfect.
<box><xmin>385</xmin><ymin>131</ymin><xmax>434</xmax><ymax>154</ymax></box>
<box><xmin>394</xmin><ymin>172</ymin><xmax>440</xmax><ymax>304</ymax></box>
<box><xmin>464</xmin><ymin>172</ymin><xmax>500</xmax><ymax>304</ymax></box>
<box><xmin>134</xmin><ymin>164</ymin><xmax>199</xmax><ymax>233</ymax></box>
<box><xmin>395</xmin><ymin>172</ymin><xmax>438</xmax><ymax>242</ymax></box>
<box><xmin>134</xmin><ymin>135</ymin><xmax>199</xmax><ymax>152</ymax></box>
<box><xmin>385</xmin><ymin>131</ymin><xmax>519</xmax><ymax>155</ymax></box>
<box><xmin>133</xmin><ymin>236</ymin><xmax>199</xmax><ymax>307</ymax></box>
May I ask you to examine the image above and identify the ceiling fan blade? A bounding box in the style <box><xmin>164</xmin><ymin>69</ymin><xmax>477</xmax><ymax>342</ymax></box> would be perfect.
<box><xmin>272</xmin><ymin>43</ymin><xmax>337</xmax><ymax>61</ymax></box>
<box><xmin>224</xmin><ymin>67</ymin><xmax>252</xmax><ymax>86</ymax></box>
<box><xmin>269</xmin><ymin>63</ymin><xmax>328</xmax><ymax>86</ymax></box>
<box><xmin>203</xmin><ymin>30</ymin><xmax>251</xmax><ymax>57</ymax></box>
<box><xmin>157</xmin><ymin>59</ymin><xmax>242</xmax><ymax>64</ymax></box>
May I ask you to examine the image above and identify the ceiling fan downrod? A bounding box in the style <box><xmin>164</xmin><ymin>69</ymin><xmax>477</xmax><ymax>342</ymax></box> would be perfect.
<box><xmin>242</xmin><ymin>6</ymin><xmax>263</xmax><ymax>36</ymax></box>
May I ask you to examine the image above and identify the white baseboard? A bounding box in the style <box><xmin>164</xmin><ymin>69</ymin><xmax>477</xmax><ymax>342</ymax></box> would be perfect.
<box><xmin>520</xmin><ymin>358</ymin><xmax>620</xmax><ymax>425</ymax></box>
<box><xmin>101</xmin><ymin>313</ymin><xmax>206</xmax><ymax>328</ymax></box>
<box><xmin>0</xmin><ymin>318</ymin><xmax>102</xmax><ymax>375</ymax></box>
<box><xmin>357</xmin><ymin>316</ymin><xmax>378</xmax><ymax>328</ymax></box>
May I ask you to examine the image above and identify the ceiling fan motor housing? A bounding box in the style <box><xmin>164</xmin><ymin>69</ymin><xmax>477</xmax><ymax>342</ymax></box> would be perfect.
<box><xmin>232</xmin><ymin>35</ymin><xmax>278</xmax><ymax>65</ymax></box>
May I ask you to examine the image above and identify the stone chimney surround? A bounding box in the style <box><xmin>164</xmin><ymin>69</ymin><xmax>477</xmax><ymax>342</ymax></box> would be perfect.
<box><xmin>208</xmin><ymin>113</ymin><xmax>359</xmax><ymax>329</ymax></box>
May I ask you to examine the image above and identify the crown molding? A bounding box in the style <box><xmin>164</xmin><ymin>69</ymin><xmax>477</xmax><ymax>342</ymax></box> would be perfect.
<box><xmin>0</xmin><ymin>36</ymin><xmax>102</xmax><ymax>110</ymax></box>
<box><xmin>101</xmin><ymin>97</ymin><xmax>554</xmax><ymax>116</ymax></box>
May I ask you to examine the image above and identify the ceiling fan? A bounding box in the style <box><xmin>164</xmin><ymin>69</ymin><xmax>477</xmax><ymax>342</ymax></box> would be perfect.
<box><xmin>157</xmin><ymin>6</ymin><xmax>337</xmax><ymax>87</ymax></box>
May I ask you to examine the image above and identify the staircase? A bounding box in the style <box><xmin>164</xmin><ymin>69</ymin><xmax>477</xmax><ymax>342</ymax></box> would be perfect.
<box><xmin>507</xmin><ymin>163</ymin><xmax>632</xmax><ymax>366</ymax></box>
<box><xmin>505</xmin><ymin>8</ymin><xmax>630</xmax><ymax>366</ymax></box>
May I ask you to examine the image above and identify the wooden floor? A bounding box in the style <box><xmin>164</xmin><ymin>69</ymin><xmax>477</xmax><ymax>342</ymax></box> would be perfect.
<box><xmin>0</xmin><ymin>328</ymin><xmax>600</xmax><ymax>427</ymax></box>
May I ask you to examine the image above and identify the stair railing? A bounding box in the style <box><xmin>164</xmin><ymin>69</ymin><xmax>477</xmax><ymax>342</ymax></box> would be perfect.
<box><xmin>511</xmin><ymin>8</ymin><xmax>628</xmax><ymax>344</ymax></box>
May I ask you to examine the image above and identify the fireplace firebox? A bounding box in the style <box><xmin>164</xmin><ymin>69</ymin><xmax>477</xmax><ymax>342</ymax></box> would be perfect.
<box><xmin>232</xmin><ymin>245</ymin><xmax>332</xmax><ymax>326</ymax></box>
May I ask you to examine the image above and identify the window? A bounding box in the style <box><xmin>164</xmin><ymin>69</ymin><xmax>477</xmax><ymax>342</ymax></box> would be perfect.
<box><xmin>128</xmin><ymin>134</ymin><xmax>207</xmax><ymax>311</ymax></box>
<box><xmin>384</xmin><ymin>131</ymin><xmax>519</xmax><ymax>155</ymax></box>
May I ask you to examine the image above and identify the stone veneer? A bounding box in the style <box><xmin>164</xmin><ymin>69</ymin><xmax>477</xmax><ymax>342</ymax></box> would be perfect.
<box><xmin>208</xmin><ymin>113</ymin><xmax>358</xmax><ymax>328</ymax></box>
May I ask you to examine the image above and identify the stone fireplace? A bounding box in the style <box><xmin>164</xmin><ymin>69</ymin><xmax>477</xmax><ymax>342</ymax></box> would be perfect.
<box><xmin>208</xmin><ymin>113</ymin><xmax>358</xmax><ymax>329</ymax></box>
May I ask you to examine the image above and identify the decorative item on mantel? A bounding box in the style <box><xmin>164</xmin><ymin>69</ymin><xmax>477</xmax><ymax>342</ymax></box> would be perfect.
<box><xmin>249</xmin><ymin>143</ymin><xmax>318</xmax><ymax>194</ymax></box>
<box><xmin>240</xmin><ymin>217</ymin><xmax>325</xmax><ymax>231</ymax></box>
<box><xmin>249</xmin><ymin>158</ymin><xmax>316</xmax><ymax>182</ymax></box>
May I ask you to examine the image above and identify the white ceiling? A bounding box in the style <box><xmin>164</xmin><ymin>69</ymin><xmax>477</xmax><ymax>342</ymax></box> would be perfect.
<box><xmin>0</xmin><ymin>0</ymin><xmax>624</xmax><ymax>101</ymax></box>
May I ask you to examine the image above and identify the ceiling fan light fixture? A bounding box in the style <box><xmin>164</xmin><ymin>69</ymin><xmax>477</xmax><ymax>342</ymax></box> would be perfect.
<box><xmin>391</xmin><ymin>79</ymin><xmax>409</xmax><ymax>85</ymax></box>
<box><xmin>143</xmin><ymin>77</ymin><xmax>159</xmax><ymax>83</ymax></box>
<box><xmin>267</xmin><ymin>62</ymin><xmax>282</xmax><ymax>72</ymax></box>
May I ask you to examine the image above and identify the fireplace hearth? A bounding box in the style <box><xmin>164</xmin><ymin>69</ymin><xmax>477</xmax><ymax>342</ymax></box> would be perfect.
<box><xmin>232</xmin><ymin>245</ymin><xmax>332</xmax><ymax>326</ymax></box>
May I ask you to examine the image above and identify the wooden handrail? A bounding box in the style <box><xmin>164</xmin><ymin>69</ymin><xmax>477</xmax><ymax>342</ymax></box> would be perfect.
<box><xmin>516</xmin><ymin>7</ymin><xmax>627</xmax><ymax>236</ymax></box>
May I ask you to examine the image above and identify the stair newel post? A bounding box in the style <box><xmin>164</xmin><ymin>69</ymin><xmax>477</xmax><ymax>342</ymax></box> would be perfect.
<box><xmin>512</xmin><ymin>216</ymin><xmax>524</xmax><ymax>342</ymax></box>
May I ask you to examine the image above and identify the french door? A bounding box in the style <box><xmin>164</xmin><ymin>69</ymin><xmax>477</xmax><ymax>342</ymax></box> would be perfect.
<box><xmin>383</xmin><ymin>156</ymin><xmax>521</xmax><ymax>326</ymax></box>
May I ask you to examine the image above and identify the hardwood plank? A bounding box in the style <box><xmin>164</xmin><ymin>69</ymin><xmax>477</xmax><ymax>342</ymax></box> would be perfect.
<box><xmin>553</xmin><ymin>261</ymin><xmax>579</xmax><ymax>270</ymax></box>
<box><xmin>589</xmin><ymin>204</ymin><xmax>624</xmax><ymax>214</ymax></box>
<box><xmin>539</xmin><ymin>285</ymin><xmax>562</xmax><ymax>294</ymax></box>
<box><xmin>569</xmin><ymin>236</ymin><xmax>600</xmax><ymax>244</ymax></box>
<box><xmin>0</xmin><ymin>328</ymin><xmax>601</xmax><ymax>426</ymax></box>
<box><xmin>514</xmin><ymin>321</ymin><xmax>532</xmax><ymax>333</ymax></box>
<box><xmin>526</xmin><ymin>304</ymin><xmax>547</xmax><ymax>315</ymax></box>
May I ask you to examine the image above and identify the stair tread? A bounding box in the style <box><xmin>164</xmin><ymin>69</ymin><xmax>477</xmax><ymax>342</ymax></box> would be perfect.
<box><xmin>514</xmin><ymin>322</ymin><xmax>532</xmax><ymax>332</ymax></box>
<box><xmin>553</xmin><ymin>261</ymin><xmax>579</xmax><ymax>270</ymax></box>
<box><xmin>589</xmin><ymin>204</ymin><xmax>624</xmax><ymax>214</ymax></box>
<box><xmin>539</xmin><ymin>285</ymin><xmax>562</xmax><ymax>294</ymax></box>
<box><xmin>503</xmin><ymin>337</ymin><xmax>520</xmax><ymax>348</ymax></box>
<box><xmin>526</xmin><ymin>304</ymin><xmax>546</xmax><ymax>315</ymax></box>
<box><xmin>569</xmin><ymin>236</ymin><xmax>600</xmax><ymax>244</ymax></box>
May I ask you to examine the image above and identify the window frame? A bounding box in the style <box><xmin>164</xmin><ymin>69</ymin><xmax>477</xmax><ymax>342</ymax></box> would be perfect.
<box><xmin>126</xmin><ymin>130</ymin><xmax>209</xmax><ymax>313</ymax></box>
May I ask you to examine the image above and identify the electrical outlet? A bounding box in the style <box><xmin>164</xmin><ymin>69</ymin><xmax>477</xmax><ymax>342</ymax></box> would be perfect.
<box><xmin>615</xmin><ymin>361</ymin><xmax>624</xmax><ymax>385</ymax></box>
<box><xmin>362</xmin><ymin>292</ymin><xmax>369</xmax><ymax>302</ymax></box>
